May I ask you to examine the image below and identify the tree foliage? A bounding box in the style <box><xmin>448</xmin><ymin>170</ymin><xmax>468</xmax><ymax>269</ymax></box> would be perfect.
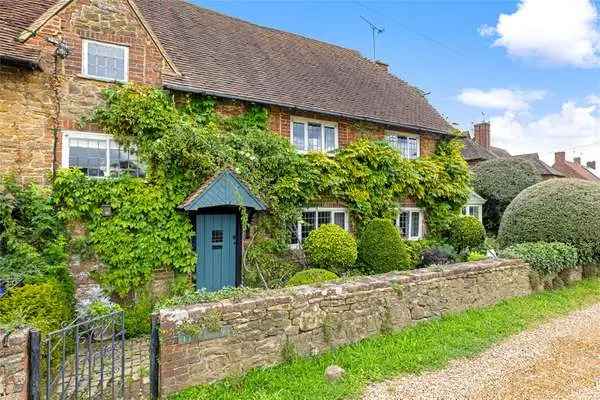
<box><xmin>498</xmin><ymin>178</ymin><xmax>600</xmax><ymax>265</ymax></box>
<box><xmin>472</xmin><ymin>158</ymin><xmax>542</xmax><ymax>233</ymax></box>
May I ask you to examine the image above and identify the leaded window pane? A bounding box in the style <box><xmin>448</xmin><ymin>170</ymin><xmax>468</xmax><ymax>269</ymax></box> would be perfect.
<box><xmin>318</xmin><ymin>211</ymin><xmax>331</xmax><ymax>226</ymax></box>
<box><xmin>411</xmin><ymin>211</ymin><xmax>420</xmax><ymax>238</ymax></box>
<box><xmin>398</xmin><ymin>211</ymin><xmax>409</xmax><ymax>238</ymax></box>
<box><xmin>87</xmin><ymin>41</ymin><xmax>126</xmax><ymax>81</ymax></box>
<box><xmin>69</xmin><ymin>138</ymin><xmax>107</xmax><ymax>177</ymax></box>
<box><xmin>108</xmin><ymin>140</ymin><xmax>144</xmax><ymax>177</ymax></box>
<box><xmin>301</xmin><ymin>211</ymin><xmax>316</xmax><ymax>241</ymax></box>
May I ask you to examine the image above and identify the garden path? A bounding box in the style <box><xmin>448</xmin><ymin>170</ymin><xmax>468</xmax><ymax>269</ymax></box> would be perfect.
<box><xmin>363</xmin><ymin>303</ymin><xmax>600</xmax><ymax>400</ymax></box>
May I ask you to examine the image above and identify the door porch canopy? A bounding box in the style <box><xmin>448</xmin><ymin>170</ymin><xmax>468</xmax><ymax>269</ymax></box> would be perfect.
<box><xmin>178</xmin><ymin>169</ymin><xmax>267</xmax><ymax>212</ymax></box>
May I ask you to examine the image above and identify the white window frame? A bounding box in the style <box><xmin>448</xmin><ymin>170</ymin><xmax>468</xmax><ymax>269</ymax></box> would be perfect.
<box><xmin>81</xmin><ymin>39</ymin><xmax>129</xmax><ymax>83</ymax></box>
<box><xmin>290</xmin><ymin>207</ymin><xmax>349</xmax><ymax>248</ymax></box>
<box><xmin>290</xmin><ymin>117</ymin><xmax>339</xmax><ymax>154</ymax></box>
<box><xmin>385</xmin><ymin>131</ymin><xmax>421</xmax><ymax>159</ymax></box>
<box><xmin>396</xmin><ymin>207</ymin><xmax>424</xmax><ymax>240</ymax></box>
<box><xmin>61</xmin><ymin>131</ymin><xmax>142</xmax><ymax>178</ymax></box>
<box><xmin>462</xmin><ymin>205</ymin><xmax>482</xmax><ymax>222</ymax></box>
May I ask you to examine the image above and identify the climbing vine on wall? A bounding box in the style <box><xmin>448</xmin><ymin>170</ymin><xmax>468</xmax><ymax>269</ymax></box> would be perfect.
<box><xmin>56</xmin><ymin>83</ymin><xmax>470</xmax><ymax>295</ymax></box>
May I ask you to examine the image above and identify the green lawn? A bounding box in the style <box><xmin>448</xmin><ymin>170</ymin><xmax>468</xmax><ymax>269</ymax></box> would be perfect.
<box><xmin>171</xmin><ymin>279</ymin><xmax>600</xmax><ymax>400</ymax></box>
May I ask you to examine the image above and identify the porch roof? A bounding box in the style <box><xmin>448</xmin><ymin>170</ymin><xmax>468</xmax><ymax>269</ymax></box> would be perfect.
<box><xmin>179</xmin><ymin>169</ymin><xmax>267</xmax><ymax>211</ymax></box>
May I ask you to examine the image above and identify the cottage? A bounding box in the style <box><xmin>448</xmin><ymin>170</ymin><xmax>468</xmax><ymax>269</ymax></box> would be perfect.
<box><xmin>1</xmin><ymin>0</ymin><xmax>460</xmax><ymax>290</ymax></box>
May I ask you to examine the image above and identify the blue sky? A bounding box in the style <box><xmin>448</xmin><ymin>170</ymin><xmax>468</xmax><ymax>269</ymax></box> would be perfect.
<box><xmin>191</xmin><ymin>0</ymin><xmax>600</xmax><ymax>166</ymax></box>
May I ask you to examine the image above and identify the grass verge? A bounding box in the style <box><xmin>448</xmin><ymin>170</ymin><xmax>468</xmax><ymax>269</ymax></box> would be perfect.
<box><xmin>171</xmin><ymin>278</ymin><xmax>600</xmax><ymax>400</ymax></box>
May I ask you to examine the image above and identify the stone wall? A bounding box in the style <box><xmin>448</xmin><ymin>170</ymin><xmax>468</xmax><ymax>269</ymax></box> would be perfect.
<box><xmin>0</xmin><ymin>329</ymin><xmax>29</xmax><ymax>400</ymax></box>
<box><xmin>158</xmin><ymin>259</ymin><xmax>532</xmax><ymax>395</ymax></box>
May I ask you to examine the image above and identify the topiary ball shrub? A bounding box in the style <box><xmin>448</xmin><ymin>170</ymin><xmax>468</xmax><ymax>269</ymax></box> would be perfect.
<box><xmin>357</xmin><ymin>218</ymin><xmax>410</xmax><ymax>274</ymax></box>
<box><xmin>303</xmin><ymin>224</ymin><xmax>357</xmax><ymax>274</ymax></box>
<box><xmin>498</xmin><ymin>179</ymin><xmax>600</xmax><ymax>265</ymax></box>
<box><xmin>473</xmin><ymin>158</ymin><xmax>542</xmax><ymax>233</ymax></box>
<box><xmin>421</xmin><ymin>244</ymin><xmax>457</xmax><ymax>267</ymax></box>
<box><xmin>499</xmin><ymin>242</ymin><xmax>578</xmax><ymax>276</ymax></box>
<box><xmin>286</xmin><ymin>268</ymin><xmax>339</xmax><ymax>287</ymax></box>
<box><xmin>447</xmin><ymin>215</ymin><xmax>486</xmax><ymax>252</ymax></box>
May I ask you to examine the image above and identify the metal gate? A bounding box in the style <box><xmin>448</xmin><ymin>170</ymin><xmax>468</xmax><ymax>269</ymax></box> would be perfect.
<box><xmin>27</xmin><ymin>311</ymin><xmax>127</xmax><ymax>400</ymax></box>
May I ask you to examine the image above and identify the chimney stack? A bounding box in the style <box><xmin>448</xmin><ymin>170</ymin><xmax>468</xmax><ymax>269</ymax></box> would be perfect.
<box><xmin>574</xmin><ymin>157</ymin><xmax>581</xmax><ymax>165</ymax></box>
<box><xmin>473</xmin><ymin>122</ymin><xmax>491</xmax><ymax>149</ymax></box>
<box><xmin>555</xmin><ymin>151</ymin><xmax>566</xmax><ymax>164</ymax></box>
<box><xmin>587</xmin><ymin>161</ymin><xmax>597</xmax><ymax>170</ymax></box>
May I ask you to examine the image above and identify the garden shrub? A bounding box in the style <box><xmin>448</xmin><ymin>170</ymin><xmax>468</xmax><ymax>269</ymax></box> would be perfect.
<box><xmin>243</xmin><ymin>237</ymin><xmax>302</xmax><ymax>289</ymax></box>
<box><xmin>499</xmin><ymin>242</ymin><xmax>578</xmax><ymax>276</ymax></box>
<box><xmin>0</xmin><ymin>177</ymin><xmax>70</xmax><ymax>290</ymax></box>
<box><xmin>405</xmin><ymin>239</ymin><xmax>439</xmax><ymax>268</ymax></box>
<box><xmin>473</xmin><ymin>158</ymin><xmax>542</xmax><ymax>233</ymax></box>
<box><xmin>0</xmin><ymin>281</ymin><xmax>74</xmax><ymax>334</ymax></box>
<box><xmin>123</xmin><ymin>293</ymin><xmax>154</xmax><ymax>338</ymax></box>
<box><xmin>286</xmin><ymin>269</ymin><xmax>338</xmax><ymax>287</ymax></box>
<box><xmin>467</xmin><ymin>251</ymin><xmax>487</xmax><ymax>262</ymax></box>
<box><xmin>357</xmin><ymin>219</ymin><xmax>410</xmax><ymax>273</ymax></box>
<box><xmin>421</xmin><ymin>244</ymin><xmax>457</xmax><ymax>267</ymax></box>
<box><xmin>498</xmin><ymin>179</ymin><xmax>600</xmax><ymax>265</ymax></box>
<box><xmin>303</xmin><ymin>224</ymin><xmax>357</xmax><ymax>274</ymax></box>
<box><xmin>447</xmin><ymin>215</ymin><xmax>485</xmax><ymax>253</ymax></box>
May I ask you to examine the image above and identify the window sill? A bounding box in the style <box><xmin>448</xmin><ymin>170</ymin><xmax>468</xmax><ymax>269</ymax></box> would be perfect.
<box><xmin>77</xmin><ymin>74</ymin><xmax>128</xmax><ymax>84</ymax></box>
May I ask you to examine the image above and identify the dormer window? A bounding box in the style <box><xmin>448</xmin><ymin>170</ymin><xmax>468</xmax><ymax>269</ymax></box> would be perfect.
<box><xmin>385</xmin><ymin>132</ymin><xmax>420</xmax><ymax>159</ymax></box>
<box><xmin>291</xmin><ymin>117</ymin><xmax>338</xmax><ymax>153</ymax></box>
<box><xmin>82</xmin><ymin>39</ymin><xmax>128</xmax><ymax>82</ymax></box>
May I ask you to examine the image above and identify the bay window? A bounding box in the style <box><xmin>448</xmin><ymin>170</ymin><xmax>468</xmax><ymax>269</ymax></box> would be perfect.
<box><xmin>291</xmin><ymin>117</ymin><xmax>338</xmax><ymax>153</ymax></box>
<box><xmin>462</xmin><ymin>205</ymin><xmax>482</xmax><ymax>222</ymax></box>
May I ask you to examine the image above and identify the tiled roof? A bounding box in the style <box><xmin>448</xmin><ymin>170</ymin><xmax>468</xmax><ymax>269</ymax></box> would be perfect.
<box><xmin>134</xmin><ymin>0</ymin><xmax>453</xmax><ymax>134</ymax></box>
<box><xmin>0</xmin><ymin>0</ymin><xmax>58</xmax><ymax>65</ymax></box>
<box><xmin>512</xmin><ymin>153</ymin><xmax>564</xmax><ymax>177</ymax></box>
<box><xmin>461</xmin><ymin>138</ymin><xmax>499</xmax><ymax>162</ymax></box>
<box><xmin>553</xmin><ymin>160</ymin><xmax>600</xmax><ymax>181</ymax></box>
<box><xmin>489</xmin><ymin>146</ymin><xmax>511</xmax><ymax>158</ymax></box>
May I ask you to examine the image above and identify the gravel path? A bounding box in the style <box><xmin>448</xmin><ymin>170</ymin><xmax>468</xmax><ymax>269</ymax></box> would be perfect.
<box><xmin>362</xmin><ymin>303</ymin><xmax>600</xmax><ymax>400</ymax></box>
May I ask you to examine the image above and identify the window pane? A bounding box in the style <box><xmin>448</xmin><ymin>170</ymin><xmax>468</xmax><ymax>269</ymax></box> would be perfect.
<box><xmin>398</xmin><ymin>211</ymin><xmax>409</xmax><ymax>238</ymax></box>
<box><xmin>398</xmin><ymin>136</ymin><xmax>408</xmax><ymax>158</ymax></box>
<box><xmin>386</xmin><ymin>135</ymin><xmax>397</xmax><ymax>148</ymax></box>
<box><xmin>69</xmin><ymin>138</ymin><xmax>107</xmax><ymax>177</ymax></box>
<box><xmin>333</xmin><ymin>212</ymin><xmax>346</xmax><ymax>228</ymax></box>
<box><xmin>324</xmin><ymin>126</ymin><xmax>336</xmax><ymax>152</ymax></box>
<box><xmin>108</xmin><ymin>140</ymin><xmax>145</xmax><ymax>177</ymax></box>
<box><xmin>408</xmin><ymin>137</ymin><xmax>418</xmax><ymax>159</ymax></box>
<box><xmin>293</xmin><ymin>122</ymin><xmax>305</xmax><ymax>151</ymax></box>
<box><xmin>411</xmin><ymin>212</ymin><xmax>420</xmax><ymax>238</ymax></box>
<box><xmin>87</xmin><ymin>41</ymin><xmax>125</xmax><ymax>81</ymax></box>
<box><xmin>301</xmin><ymin>211</ymin><xmax>316</xmax><ymax>241</ymax></box>
<box><xmin>317</xmin><ymin>211</ymin><xmax>331</xmax><ymax>226</ymax></box>
<box><xmin>290</xmin><ymin>223</ymin><xmax>299</xmax><ymax>245</ymax></box>
<box><xmin>307</xmin><ymin>123</ymin><xmax>321</xmax><ymax>151</ymax></box>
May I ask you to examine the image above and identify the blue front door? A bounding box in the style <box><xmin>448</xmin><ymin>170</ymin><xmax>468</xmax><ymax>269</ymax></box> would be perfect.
<box><xmin>196</xmin><ymin>213</ymin><xmax>237</xmax><ymax>291</ymax></box>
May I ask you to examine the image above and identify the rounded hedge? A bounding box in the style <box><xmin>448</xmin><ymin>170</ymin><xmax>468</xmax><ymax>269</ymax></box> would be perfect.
<box><xmin>303</xmin><ymin>224</ymin><xmax>357</xmax><ymax>274</ymax></box>
<box><xmin>357</xmin><ymin>218</ymin><xmax>410</xmax><ymax>274</ymax></box>
<box><xmin>286</xmin><ymin>268</ymin><xmax>339</xmax><ymax>287</ymax></box>
<box><xmin>499</xmin><ymin>242</ymin><xmax>578</xmax><ymax>276</ymax></box>
<box><xmin>473</xmin><ymin>158</ymin><xmax>542</xmax><ymax>232</ymax></box>
<box><xmin>498</xmin><ymin>179</ymin><xmax>600</xmax><ymax>264</ymax></box>
<box><xmin>447</xmin><ymin>215</ymin><xmax>486</xmax><ymax>252</ymax></box>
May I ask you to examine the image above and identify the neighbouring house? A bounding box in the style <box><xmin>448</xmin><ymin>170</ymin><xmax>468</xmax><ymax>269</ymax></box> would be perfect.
<box><xmin>462</xmin><ymin>121</ymin><xmax>564</xmax><ymax>180</ymax></box>
<box><xmin>552</xmin><ymin>152</ymin><xmax>600</xmax><ymax>181</ymax></box>
<box><xmin>1</xmin><ymin>0</ymin><xmax>457</xmax><ymax>290</ymax></box>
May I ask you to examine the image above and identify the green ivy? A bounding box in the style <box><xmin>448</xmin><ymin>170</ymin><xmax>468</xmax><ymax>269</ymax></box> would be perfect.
<box><xmin>65</xmin><ymin>84</ymin><xmax>471</xmax><ymax>295</ymax></box>
<box><xmin>52</xmin><ymin>171</ymin><xmax>196</xmax><ymax>297</ymax></box>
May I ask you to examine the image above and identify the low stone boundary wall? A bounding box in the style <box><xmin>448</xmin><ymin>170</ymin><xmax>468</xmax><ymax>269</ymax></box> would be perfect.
<box><xmin>0</xmin><ymin>328</ymin><xmax>29</xmax><ymax>400</ymax></box>
<box><xmin>158</xmin><ymin>259</ymin><xmax>532</xmax><ymax>395</ymax></box>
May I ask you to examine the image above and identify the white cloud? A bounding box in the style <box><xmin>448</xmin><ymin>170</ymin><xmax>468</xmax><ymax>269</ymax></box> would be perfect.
<box><xmin>477</xmin><ymin>24</ymin><xmax>496</xmax><ymax>37</ymax></box>
<box><xmin>486</xmin><ymin>99</ymin><xmax>600</xmax><ymax>164</ymax></box>
<box><xmin>457</xmin><ymin>88</ymin><xmax>545</xmax><ymax>111</ymax></box>
<box><xmin>486</xmin><ymin>0</ymin><xmax>600</xmax><ymax>67</ymax></box>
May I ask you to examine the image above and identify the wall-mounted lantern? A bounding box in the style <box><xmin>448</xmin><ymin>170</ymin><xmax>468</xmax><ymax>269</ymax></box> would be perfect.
<box><xmin>101</xmin><ymin>204</ymin><xmax>113</xmax><ymax>217</ymax></box>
